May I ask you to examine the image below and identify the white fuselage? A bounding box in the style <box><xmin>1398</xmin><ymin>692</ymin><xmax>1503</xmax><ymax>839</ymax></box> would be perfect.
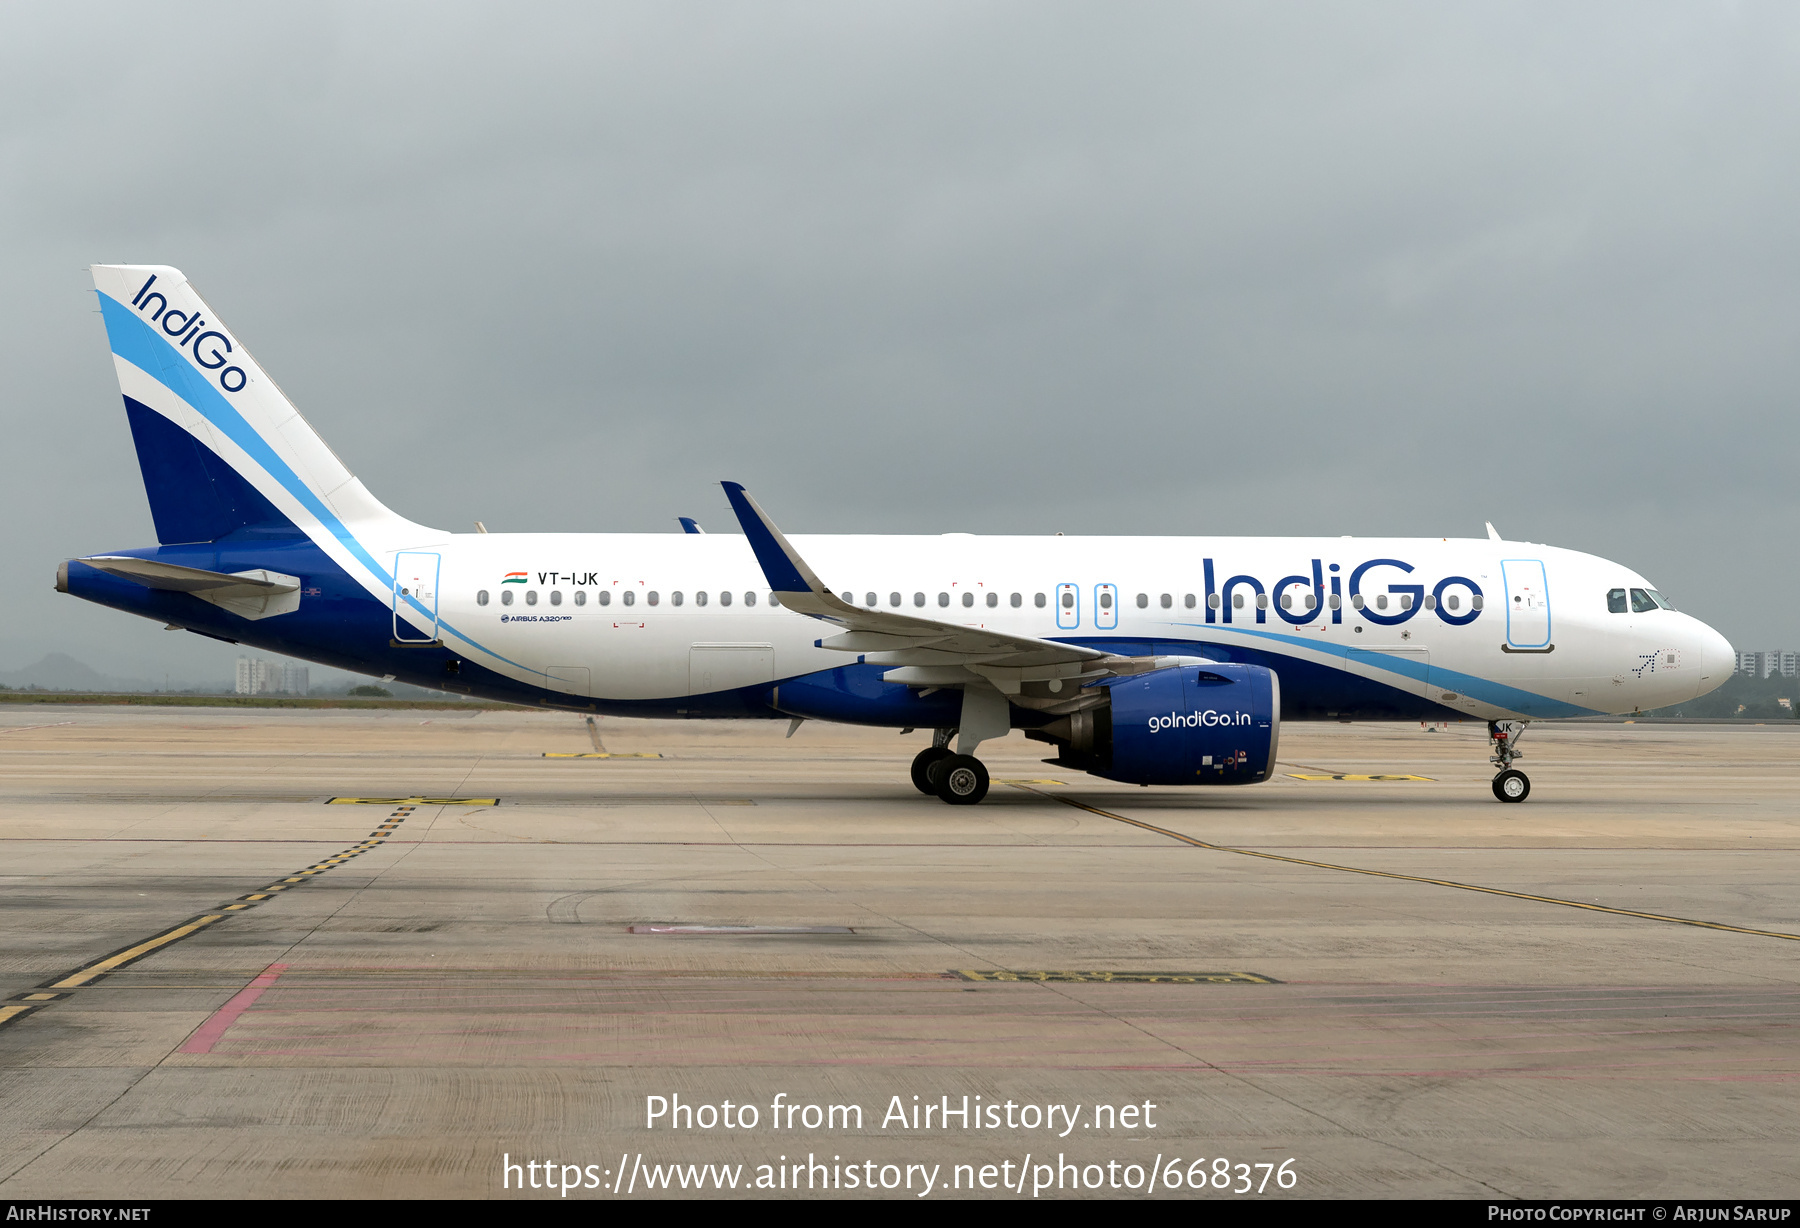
<box><xmin>393</xmin><ymin>532</ymin><xmax>1733</xmax><ymax>719</ymax></box>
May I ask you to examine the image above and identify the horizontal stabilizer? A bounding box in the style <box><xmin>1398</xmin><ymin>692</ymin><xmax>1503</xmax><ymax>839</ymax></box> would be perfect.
<box><xmin>79</xmin><ymin>556</ymin><xmax>302</xmax><ymax>621</ymax></box>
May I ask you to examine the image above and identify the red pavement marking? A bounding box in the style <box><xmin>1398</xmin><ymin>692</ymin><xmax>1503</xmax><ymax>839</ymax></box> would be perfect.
<box><xmin>178</xmin><ymin>962</ymin><xmax>289</xmax><ymax>1055</ymax></box>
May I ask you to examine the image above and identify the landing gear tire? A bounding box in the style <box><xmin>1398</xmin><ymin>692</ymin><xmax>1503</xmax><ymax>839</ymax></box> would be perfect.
<box><xmin>934</xmin><ymin>755</ymin><xmax>990</xmax><ymax>805</ymax></box>
<box><xmin>911</xmin><ymin>746</ymin><xmax>954</xmax><ymax>795</ymax></box>
<box><xmin>1492</xmin><ymin>769</ymin><xmax>1530</xmax><ymax>803</ymax></box>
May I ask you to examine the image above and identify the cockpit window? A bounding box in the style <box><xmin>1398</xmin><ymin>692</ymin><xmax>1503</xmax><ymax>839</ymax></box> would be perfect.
<box><xmin>1607</xmin><ymin>588</ymin><xmax>1627</xmax><ymax>614</ymax></box>
<box><xmin>1648</xmin><ymin>589</ymin><xmax>1673</xmax><ymax>610</ymax></box>
<box><xmin>1629</xmin><ymin>588</ymin><xmax>1673</xmax><ymax>613</ymax></box>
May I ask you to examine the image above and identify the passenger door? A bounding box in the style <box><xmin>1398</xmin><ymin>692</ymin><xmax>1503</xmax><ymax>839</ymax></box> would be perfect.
<box><xmin>1500</xmin><ymin>559</ymin><xmax>1552</xmax><ymax>648</ymax></box>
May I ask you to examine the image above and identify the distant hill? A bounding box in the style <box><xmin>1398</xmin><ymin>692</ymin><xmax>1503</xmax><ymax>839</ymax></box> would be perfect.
<box><xmin>0</xmin><ymin>653</ymin><xmax>168</xmax><ymax>692</ymax></box>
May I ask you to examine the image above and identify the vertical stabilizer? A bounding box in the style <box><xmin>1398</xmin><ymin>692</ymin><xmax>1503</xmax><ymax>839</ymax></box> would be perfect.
<box><xmin>90</xmin><ymin>265</ymin><xmax>437</xmax><ymax>587</ymax></box>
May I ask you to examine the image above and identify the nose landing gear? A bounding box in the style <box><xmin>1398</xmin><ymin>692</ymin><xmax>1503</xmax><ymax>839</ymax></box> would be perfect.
<box><xmin>1488</xmin><ymin>720</ymin><xmax>1531</xmax><ymax>803</ymax></box>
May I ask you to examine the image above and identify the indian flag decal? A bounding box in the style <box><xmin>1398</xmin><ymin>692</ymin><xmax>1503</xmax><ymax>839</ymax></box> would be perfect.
<box><xmin>502</xmin><ymin>572</ymin><xmax>528</xmax><ymax>584</ymax></box>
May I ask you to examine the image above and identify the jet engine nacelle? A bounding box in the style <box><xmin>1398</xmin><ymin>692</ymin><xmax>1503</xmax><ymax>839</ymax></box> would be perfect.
<box><xmin>1035</xmin><ymin>662</ymin><xmax>1281</xmax><ymax>786</ymax></box>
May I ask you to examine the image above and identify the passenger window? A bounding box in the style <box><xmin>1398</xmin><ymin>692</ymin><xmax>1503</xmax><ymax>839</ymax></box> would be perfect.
<box><xmin>1061</xmin><ymin>591</ymin><xmax>1075</xmax><ymax>609</ymax></box>
<box><xmin>1422</xmin><ymin>594</ymin><xmax>1435</xmax><ymax>610</ymax></box>
<box><xmin>1233</xmin><ymin>593</ymin><xmax>1244</xmax><ymax>609</ymax></box>
<box><xmin>501</xmin><ymin>589</ymin><xmax>513</xmax><ymax>606</ymax></box>
<box><xmin>1035</xmin><ymin>593</ymin><xmax>1046</xmax><ymax>608</ymax></box>
<box><xmin>671</xmin><ymin>591</ymin><xmax>682</xmax><ymax>606</ymax></box>
<box><xmin>769</xmin><ymin>593</ymin><xmax>780</xmax><ymax>607</ymax></box>
<box><xmin>1011</xmin><ymin>593</ymin><xmax>1022</xmax><ymax>608</ymax></box>
<box><xmin>963</xmin><ymin>592</ymin><xmax>975</xmax><ymax>608</ymax></box>
<box><xmin>1135</xmin><ymin>593</ymin><xmax>1148</xmax><ymax>609</ymax></box>
<box><xmin>695</xmin><ymin>591</ymin><xmax>707</xmax><ymax>607</ymax></box>
<box><xmin>1305</xmin><ymin>593</ymin><xmax>1317</xmax><ymax>610</ymax></box>
<box><xmin>937</xmin><ymin>592</ymin><xmax>948</xmax><ymax>607</ymax></box>
<box><xmin>744</xmin><ymin>592</ymin><xmax>756</xmax><ymax>607</ymax></box>
<box><xmin>1160</xmin><ymin>593</ymin><xmax>1172</xmax><ymax>609</ymax></box>
<box><xmin>720</xmin><ymin>591</ymin><xmax>732</xmax><ymax>606</ymax></box>
<box><xmin>1280</xmin><ymin>593</ymin><xmax>1293</xmax><ymax>610</ymax></box>
<box><xmin>1184</xmin><ymin>594</ymin><xmax>1195</xmax><ymax>609</ymax></box>
<box><xmin>1351</xmin><ymin>594</ymin><xmax>1364</xmax><ymax>610</ymax></box>
<box><xmin>647</xmin><ymin>591</ymin><xmax>659</xmax><ymax>606</ymax></box>
<box><xmin>1209</xmin><ymin>593</ymin><xmax>1221</xmax><ymax>609</ymax></box>
<box><xmin>1400</xmin><ymin>594</ymin><xmax>1412</xmax><ymax>611</ymax></box>
<box><xmin>598</xmin><ymin>591</ymin><xmax>611</xmax><ymax>606</ymax></box>
<box><xmin>866</xmin><ymin>592</ymin><xmax>877</xmax><ymax>607</ymax></box>
<box><xmin>890</xmin><ymin>592</ymin><xmax>901</xmax><ymax>607</ymax></box>
<box><xmin>1630</xmin><ymin>588</ymin><xmax>1657</xmax><ymax>613</ymax></box>
<box><xmin>477</xmin><ymin>590</ymin><xmax>489</xmax><ymax>606</ymax></box>
<box><xmin>550</xmin><ymin>590</ymin><xmax>562</xmax><ymax>606</ymax></box>
<box><xmin>1328</xmin><ymin>594</ymin><xmax>1341</xmax><ymax>610</ymax></box>
<box><xmin>575</xmin><ymin>590</ymin><xmax>587</xmax><ymax>606</ymax></box>
<box><xmin>622</xmin><ymin>591</ymin><xmax>635</xmax><ymax>607</ymax></box>
<box><xmin>985</xmin><ymin>592</ymin><xmax>997</xmax><ymax>608</ymax></box>
<box><xmin>1471</xmin><ymin>595</ymin><xmax>1483</xmax><ymax>610</ymax></box>
<box><xmin>841</xmin><ymin>592</ymin><xmax>853</xmax><ymax>603</ymax></box>
<box><xmin>1607</xmin><ymin>588</ymin><xmax>1627</xmax><ymax>613</ymax></box>
<box><xmin>914</xmin><ymin>592</ymin><xmax>925</xmax><ymax>607</ymax></box>
<box><xmin>1446</xmin><ymin>594</ymin><xmax>1459</xmax><ymax>611</ymax></box>
<box><xmin>526</xmin><ymin>590</ymin><xmax>538</xmax><ymax>606</ymax></box>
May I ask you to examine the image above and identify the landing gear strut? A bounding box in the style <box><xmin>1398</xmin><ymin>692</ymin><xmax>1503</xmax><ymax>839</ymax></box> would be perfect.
<box><xmin>1488</xmin><ymin>720</ymin><xmax>1531</xmax><ymax>803</ymax></box>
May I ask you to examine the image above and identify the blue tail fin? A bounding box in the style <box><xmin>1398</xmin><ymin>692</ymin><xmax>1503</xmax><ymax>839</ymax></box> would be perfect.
<box><xmin>90</xmin><ymin>265</ymin><xmax>437</xmax><ymax>581</ymax></box>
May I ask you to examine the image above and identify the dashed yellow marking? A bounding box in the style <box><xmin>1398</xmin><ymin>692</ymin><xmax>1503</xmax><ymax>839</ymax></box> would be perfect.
<box><xmin>997</xmin><ymin>778</ymin><xmax>1067</xmax><ymax>786</ymax></box>
<box><xmin>956</xmin><ymin>969</ymin><xmax>1278</xmax><ymax>984</ymax></box>
<box><xmin>542</xmin><ymin>752</ymin><xmax>663</xmax><ymax>759</ymax></box>
<box><xmin>46</xmin><ymin>916</ymin><xmax>227</xmax><ymax>990</ymax></box>
<box><xmin>327</xmin><ymin>796</ymin><xmax>498</xmax><ymax>805</ymax></box>
<box><xmin>1286</xmin><ymin>773</ymin><xmax>1436</xmax><ymax>782</ymax></box>
<box><xmin>6</xmin><ymin>796</ymin><xmax>427</xmax><ymax>1030</ymax></box>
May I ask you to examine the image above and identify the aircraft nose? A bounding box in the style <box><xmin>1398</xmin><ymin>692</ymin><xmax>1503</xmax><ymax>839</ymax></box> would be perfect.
<box><xmin>1687</xmin><ymin>619</ymin><xmax>1735</xmax><ymax>696</ymax></box>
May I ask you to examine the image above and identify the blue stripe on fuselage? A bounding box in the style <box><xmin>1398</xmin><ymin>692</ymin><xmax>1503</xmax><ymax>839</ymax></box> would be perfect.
<box><xmin>1159</xmin><ymin>624</ymin><xmax>1597</xmax><ymax>718</ymax></box>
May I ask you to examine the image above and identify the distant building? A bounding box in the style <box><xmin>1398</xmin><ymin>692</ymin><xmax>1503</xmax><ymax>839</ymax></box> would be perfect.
<box><xmin>1736</xmin><ymin>650</ymin><xmax>1799</xmax><ymax>679</ymax></box>
<box><xmin>235</xmin><ymin>657</ymin><xmax>308</xmax><ymax>695</ymax></box>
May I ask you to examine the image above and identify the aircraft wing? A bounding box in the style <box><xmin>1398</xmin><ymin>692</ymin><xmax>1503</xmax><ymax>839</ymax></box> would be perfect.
<box><xmin>722</xmin><ymin>482</ymin><xmax>1161</xmax><ymax>691</ymax></box>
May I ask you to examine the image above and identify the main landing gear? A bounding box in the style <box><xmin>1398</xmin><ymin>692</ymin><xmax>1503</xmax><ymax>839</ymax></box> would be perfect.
<box><xmin>1488</xmin><ymin>719</ymin><xmax>1531</xmax><ymax>803</ymax></box>
<box><xmin>909</xmin><ymin>735</ymin><xmax>990</xmax><ymax>806</ymax></box>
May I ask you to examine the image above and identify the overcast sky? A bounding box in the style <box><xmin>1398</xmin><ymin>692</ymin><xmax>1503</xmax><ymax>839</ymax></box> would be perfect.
<box><xmin>3</xmin><ymin>2</ymin><xmax>1797</xmax><ymax>681</ymax></box>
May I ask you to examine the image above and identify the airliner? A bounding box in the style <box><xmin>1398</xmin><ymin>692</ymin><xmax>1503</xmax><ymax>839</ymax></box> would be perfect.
<box><xmin>58</xmin><ymin>265</ymin><xmax>1735</xmax><ymax>804</ymax></box>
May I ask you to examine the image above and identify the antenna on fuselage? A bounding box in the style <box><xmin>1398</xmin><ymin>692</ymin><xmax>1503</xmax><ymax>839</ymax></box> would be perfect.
<box><xmin>1485</xmin><ymin>522</ymin><xmax>1502</xmax><ymax>543</ymax></box>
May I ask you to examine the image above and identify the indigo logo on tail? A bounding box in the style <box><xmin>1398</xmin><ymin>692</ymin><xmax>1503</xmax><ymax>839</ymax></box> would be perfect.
<box><xmin>130</xmin><ymin>274</ymin><xmax>248</xmax><ymax>394</ymax></box>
